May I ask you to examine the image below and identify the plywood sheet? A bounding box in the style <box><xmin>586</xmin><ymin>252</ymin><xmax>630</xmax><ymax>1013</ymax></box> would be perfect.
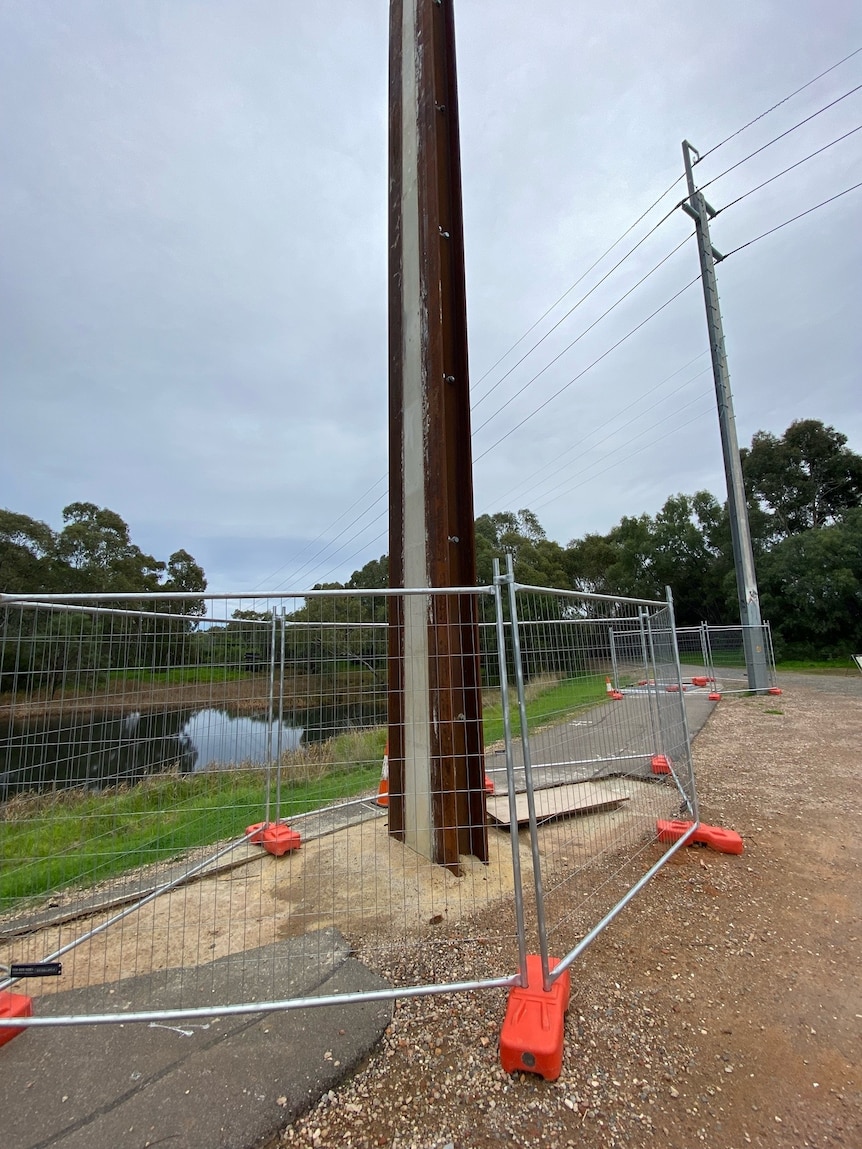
<box><xmin>486</xmin><ymin>781</ymin><xmax>630</xmax><ymax>829</ymax></box>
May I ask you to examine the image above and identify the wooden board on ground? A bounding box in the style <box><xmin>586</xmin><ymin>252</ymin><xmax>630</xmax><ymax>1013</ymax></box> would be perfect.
<box><xmin>486</xmin><ymin>780</ymin><xmax>630</xmax><ymax>829</ymax></box>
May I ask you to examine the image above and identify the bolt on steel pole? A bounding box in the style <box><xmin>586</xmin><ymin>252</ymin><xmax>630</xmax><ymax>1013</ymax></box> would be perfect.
<box><xmin>681</xmin><ymin>139</ymin><xmax>770</xmax><ymax>694</ymax></box>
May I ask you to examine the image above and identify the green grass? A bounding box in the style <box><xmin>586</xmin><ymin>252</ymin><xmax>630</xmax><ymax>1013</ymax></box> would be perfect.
<box><xmin>1</xmin><ymin>748</ymin><xmax>382</xmax><ymax>907</ymax></box>
<box><xmin>106</xmin><ymin>665</ymin><xmax>252</xmax><ymax>686</ymax></box>
<box><xmin>775</xmin><ymin>657</ymin><xmax>859</xmax><ymax>675</ymax></box>
<box><xmin>481</xmin><ymin>672</ymin><xmax>608</xmax><ymax>745</ymax></box>
<box><xmin>2</xmin><ymin>675</ymin><xmax>598</xmax><ymax>907</ymax></box>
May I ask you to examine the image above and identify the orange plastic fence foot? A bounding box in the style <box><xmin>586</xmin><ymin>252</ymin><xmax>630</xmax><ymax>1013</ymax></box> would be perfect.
<box><xmin>0</xmin><ymin>991</ymin><xmax>33</xmax><ymax>1047</ymax></box>
<box><xmin>691</xmin><ymin>675</ymin><xmax>708</xmax><ymax>687</ymax></box>
<box><xmin>610</xmin><ymin>690</ymin><xmax>624</xmax><ymax>701</ymax></box>
<box><xmin>484</xmin><ymin>774</ymin><xmax>495</xmax><ymax>795</ymax></box>
<box><xmin>767</xmin><ymin>687</ymin><xmax>782</xmax><ymax>696</ymax></box>
<box><xmin>656</xmin><ymin>818</ymin><xmax>744</xmax><ymax>855</ymax></box>
<box><xmin>246</xmin><ymin>821</ymin><xmax>266</xmax><ymax>844</ymax></box>
<box><xmin>500</xmin><ymin>955</ymin><xmax>571</xmax><ymax>1082</ymax></box>
<box><xmin>708</xmin><ymin>692</ymin><xmax>722</xmax><ymax>701</ymax></box>
<box><xmin>651</xmin><ymin>754</ymin><xmax>672</xmax><ymax>775</ymax></box>
<box><xmin>261</xmin><ymin>824</ymin><xmax>302</xmax><ymax>857</ymax></box>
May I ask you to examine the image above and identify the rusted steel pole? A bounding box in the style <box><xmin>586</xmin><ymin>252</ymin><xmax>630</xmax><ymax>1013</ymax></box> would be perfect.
<box><xmin>387</xmin><ymin>0</ymin><xmax>488</xmax><ymax>870</ymax></box>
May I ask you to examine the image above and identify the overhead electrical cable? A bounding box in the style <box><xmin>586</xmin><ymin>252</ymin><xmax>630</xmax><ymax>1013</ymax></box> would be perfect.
<box><xmin>250</xmin><ymin>51</ymin><xmax>862</xmax><ymax>594</ymax></box>
<box><xmin>253</xmin><ymin>475</ymin><xmax>386</xmax><ymax>591</ymax></box>
<box><xmin>715</xmin><ymin>123</ymin><xmax>862</xmax><ymax>214</ymax></box>
<box><xmin>470</xmin><ymin>175</ymin><xmax>686</xmax><ymax>393</ymax></box>
<box><xmin>488</xmin><ymin>352</ymin><xmax>709</xmax><ymax>509</ymax></box>
<box><xmin>473</xmin><ymin>276</ymin><xmax>700</xmax><ymax>463</ymax></box>
<box><xmin>496</xmin><ymin>365</ymin><xmax>713</xmax><ymax>512</ymax></box>
<box><xmin>471</xmin><ymin>204</ymin><xmax>683</xmax><ymax>410</ymax></box>
<box><xmin>697</xmin><ymin>46</ymin><xmax>862</xmax><ymax>163</ymax></box>
<box><xmin>472</xmin><ymin>233</ymin><xmax>694</xmax><ymax>437</ymax></box>
<box><xmin>310</xmin><ymin>526</ymin><xmax>389</xmax><ymax>590</ymax></box>
<box><xmin>531</xmin><ymin>398</ymin><xmax>715</xmax><ymax>515</ymax></box>
<box><xmin>699</xmin><ymin>84</ymin><xmax>862</xmax><ymax>193</ymax></box>
<box><xmin>270</xmin><ymin>498</ymin><xmax>387</xmax><ymax>592</ymax></box>
<box><xmin>722</xmin><ymin>180</ymin><xmax>862</xmax><ymax>259</ymax></box>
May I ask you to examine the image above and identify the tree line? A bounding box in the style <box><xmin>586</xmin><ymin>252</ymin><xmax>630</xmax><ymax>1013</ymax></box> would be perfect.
<box><xmin>0</xmin><ymin>501</ymin><xmax>207</xmax><ymax>602</ymax></box>
<box><xmin>342</xmin><ymin>420</ymin><xmax>862</xmax><ymax>660</ymax></box>
<box><xmin>3</xmin><ymin>420</ymin><xmax>861</xmax><ymax>667</ymax></box>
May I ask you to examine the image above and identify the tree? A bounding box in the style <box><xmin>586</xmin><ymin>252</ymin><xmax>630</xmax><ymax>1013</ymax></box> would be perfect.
<box><xmin>54</xmin><ymin>503</ymin><xmax>165</xmax><ymax>593</ymax></box>
<box><xmin>162</xmin><ymin>549</ymin><xmax>208</xmax><ymax>615</ymax></box>
<box><xmin>0</xmin><ymin>503</ymin><xmax>209</xmax><ymax>688</ymax></box>
<box><xmin>0</xmin><ymin>510</ymin><xmax>57</xmax><ymax>592</ymax></box>
<box><xmin>475</xmin><ymin>510</ymin><xmax>569</xmax><ymax>589</ymax></box>
<box><xmin>759</xmin><ymin>508</ymin><xmax>862</xmax><ymax>656</ymax></box>
<box><xmin>346</xmin><ymin>555</ymin><xmax>388</xmax><ymax>590</ymax></box>
<box><xmin>741</xmin><ymin>420</ymin><xmax>862</xmax><ymax>539</ymax></box>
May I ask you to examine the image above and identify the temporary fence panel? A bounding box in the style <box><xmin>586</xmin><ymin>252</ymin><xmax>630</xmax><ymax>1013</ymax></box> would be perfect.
<box><xmin>2</xmin><ymin>573</ymin><xmax>704</xmax><ymax>1036</ymax></box>
<box><xmin>1</xmin><ymin>587</ymin><xmax>525</xmax><ymax>1030</ymax></box>
<box><xmin>699</xmin><ymin>622</ymin><xmax>778</xmax><ymax>692</ymax></box>
<box><xmin>494</xmin><ymin>563</ymin><xmax>698</xmax><ymax>988</ymax></box>
<box><xmin>675</xmin><ymin>624</ymin><xmax>712</xmax><ymax>679</ymax></box>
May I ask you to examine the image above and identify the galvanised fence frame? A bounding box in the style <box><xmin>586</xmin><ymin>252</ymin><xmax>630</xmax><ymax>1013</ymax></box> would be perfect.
<box><xmin>1</xmin><ymin>569</ymin><xmax>700</xmax><ymax>1041</ymax></box>
<box><xmin>675</xmin><ymin>622</ymin><xmax>778</xmax><ymax>693</ymax></box>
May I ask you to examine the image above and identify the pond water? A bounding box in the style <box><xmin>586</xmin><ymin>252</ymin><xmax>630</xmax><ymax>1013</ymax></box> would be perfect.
<box><xmin>1</xmin><ymin>708</ymin><xmax>304</xmax><ymax>797</ymax></box>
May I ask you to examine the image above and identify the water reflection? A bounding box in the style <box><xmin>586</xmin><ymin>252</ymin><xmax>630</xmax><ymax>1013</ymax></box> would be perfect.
<box><xmin>182</xmin><ymin>710</ymin><xmax>302</xmax><ymax>772</ymax></box>
<box><xmin>0</xmin><ymin>709</ymin><xmax>301</xmax><ymax>798</ymax></box>
<box><xmin>0</xmin><ymin>697</ymin><xmax>386</xmax><ymax>798</ymax></box>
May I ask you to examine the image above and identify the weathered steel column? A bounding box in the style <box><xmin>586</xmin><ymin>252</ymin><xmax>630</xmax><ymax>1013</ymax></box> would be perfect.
<box><xmin>387</xmin><ymin>0</ymin><xmax>488</xmax><ymax>870</ymax></box>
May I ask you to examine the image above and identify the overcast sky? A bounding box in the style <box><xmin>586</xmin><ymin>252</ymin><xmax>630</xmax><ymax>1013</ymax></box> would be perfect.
<box><xmin>1</xmin><ymin>0</ymin><xmax>860</xmax><ymax>593</ymax></box>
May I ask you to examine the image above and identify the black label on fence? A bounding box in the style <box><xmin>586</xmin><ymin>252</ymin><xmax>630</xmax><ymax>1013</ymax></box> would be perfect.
<box><xmin>10</xmin><ymin>962</ymin><xmax>63</xmax><ymax>978</ymax></box>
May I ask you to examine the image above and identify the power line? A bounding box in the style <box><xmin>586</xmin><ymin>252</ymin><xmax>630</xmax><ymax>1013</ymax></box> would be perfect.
<box><xmin>472</xmin><ymin>233</ymin><xmax>694</xmax><ymax>437</ymax></box>
<box><xmin>252</xmin><ymin>67</ymin><xmax>862</xmax><ymax>591</ymax></box>
<box><xmin>501</xmin><ymin>367</ymin><xmax>713</xmax><ymax>512</ymax></box>
<box><xmin>722</xmin><ymin>180</ymin><xmax>862</xmax><ymax>259</ymax></box>
<box><xmin>715</xmin><ymin>124</ymin><xmax>862</xmax><ymax>215</ymax></box>
<box><xmin>291</xmin><ymin>350</ymin><xmax>708</xmax><ymax>583</ymax></box>
<box><xmin>269</xmin><ymin>498</ymin><xmax>387</xmax><ymax>592</ymax></box>
<box><xmin>251</xmin><ymin>475</ymin><xmax>386</xmax><ymax>591</ymax></box>
<box><xmin>470</xmin><ymin>174</ymin><xmax>686</xmax><ymax>393</ymax></box>
<box><xmin>473</xmin><ymin>276</ymin><xmax>700</xmax><ymax>463</ymax></box>
<box><xmin>487</xmin><ymin>360</ymin><xmax>711</xmax><ymax>512</ymax></box>
<box><xmin>472</xmin><ymin>203</ymin><xmax>682</xmax><ymax>410</ymax></box>
<box><xmin>259</xmin><ymin>202</ymin><xmax>686</xmax><ymax>591</ymax></box>
<box><xmin>699</xmin><ymin>83</ymin><xmax>862</xmax><ymax>193</ymax></box>
<box><xmin>309</xmin><ymin>525</ymin><xmax>389</xmax><ymax>590</ymax></box>
<box><xmin>697</xmin><ymin>46</ymin><xmax>862</xmax><ymax>164</ymax></box>
<box><xmin>531</xmin><ymin>400</ymin><xmax>715</xmax><ymax>516</ymax></box>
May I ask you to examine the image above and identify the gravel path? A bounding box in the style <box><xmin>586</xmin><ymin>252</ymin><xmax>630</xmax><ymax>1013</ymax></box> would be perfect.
<box><xmin>275</xmin><ymin>674</ymin><xmax>861</xmax><ymax>1149</ymax></box>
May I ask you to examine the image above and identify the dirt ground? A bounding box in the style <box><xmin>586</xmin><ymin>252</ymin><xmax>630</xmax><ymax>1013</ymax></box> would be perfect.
<box><xmin>279</xmin><ymin>676</ymin><xmax>861</xmax><ymax>1149</ymax></box>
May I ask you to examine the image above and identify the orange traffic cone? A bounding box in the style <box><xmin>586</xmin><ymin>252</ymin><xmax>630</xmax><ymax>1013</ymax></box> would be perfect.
<box><xmin>376</xmin><ymin>740</ymin><xmax>389</xmax><ymax>807</ymax></box>
<box><xmin>605</xmin><ymin>676</ymin><xmax>613</xmax><ymax>694</ymax></box>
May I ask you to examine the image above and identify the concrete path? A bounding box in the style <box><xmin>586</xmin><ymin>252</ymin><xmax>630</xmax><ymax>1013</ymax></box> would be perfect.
<box><xmin>2</xmin><ymin>929</ymin><xmax>392</xmax><ymax>1149</ymax></box>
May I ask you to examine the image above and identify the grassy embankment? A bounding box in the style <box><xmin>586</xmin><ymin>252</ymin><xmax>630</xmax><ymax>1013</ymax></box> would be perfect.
<box><xmin>1</xmin><ymin>674</ymin><xmax>606</xmax><ymax>906</ymax></box>
<box><xmin>680</xmin><ymin>651</ymin><xmax>859</xmax><ymax>675</ymax></box>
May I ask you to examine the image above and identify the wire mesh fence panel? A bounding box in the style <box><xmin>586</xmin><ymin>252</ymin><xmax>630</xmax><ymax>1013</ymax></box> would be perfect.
<box><xmin>1</xmin><ymin>587</ymin><xmax>526</xmax><ymax>1028</ymax></box>
<box><xmin>700</xmin><ymin>623</ymin><xmax>778</xmax><ymax>692</ymax></box>
<box><xmin>496</xmin><ymin>573</ymin><xmax>699</xmax><ymax>985</ymax></box>
<box><xmin>675</xmin><ymin>624</ymin><xmax>712</xmax><ymax>681</ymax></box>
